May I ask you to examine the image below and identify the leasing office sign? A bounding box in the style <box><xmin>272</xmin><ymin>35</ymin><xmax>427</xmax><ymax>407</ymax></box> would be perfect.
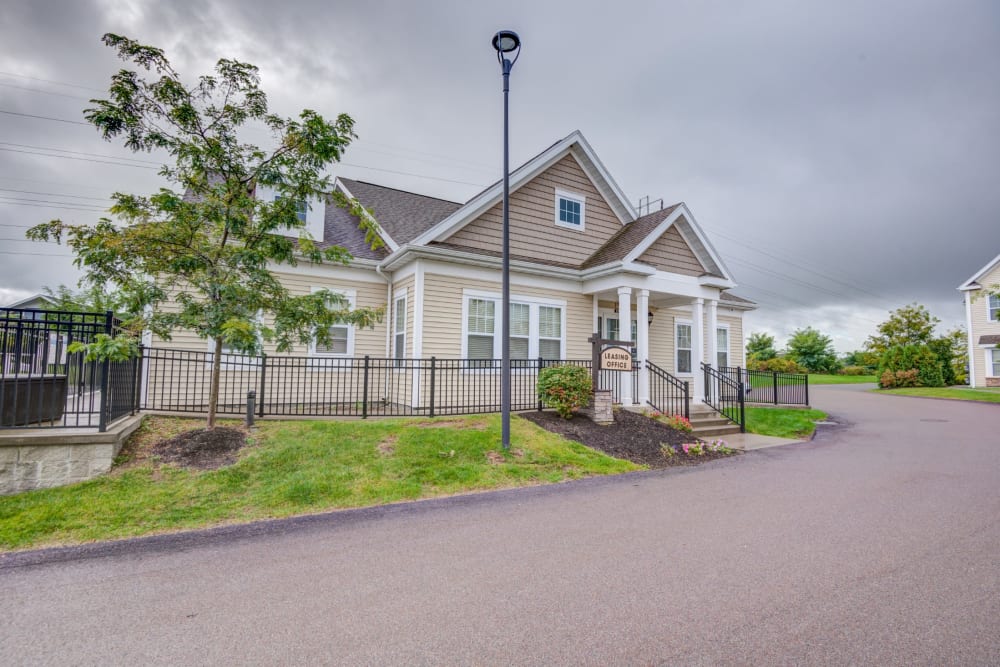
<box><xmin>599</xmin><ymin>346</ymin><xmax>633</xmax><ymax>372</ymax></box>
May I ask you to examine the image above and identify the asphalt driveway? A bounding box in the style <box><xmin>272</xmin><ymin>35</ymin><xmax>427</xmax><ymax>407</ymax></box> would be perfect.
<box><xmin>2</xmin><ymin>385</ymin><xmax>998</xmax><ymax>665</ymax></box>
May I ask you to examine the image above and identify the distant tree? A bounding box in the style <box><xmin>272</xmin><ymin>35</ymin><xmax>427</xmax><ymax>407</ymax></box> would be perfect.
<box><xmin>785</xmin><ymin>327</ymin><xmax>839</xmax><ymax>373</ymax></box>
<box><xmin>865</xmin><ymin>303</ymin><xmax>939</xmax><ymax>357</ymax></box>
<box><xmin>28</xmin><ymin>34</ymin><xmax>383</xmax><ymax>428</ymax></box>
<box><xmin>745</xmin><ymin>332</ymin><xmax>777</xmax><ymax>362</ymax></box>
<box><xmin>841</xmin><ymin>349</ymin><xmax>879</xmax><ymax>370</ymax></box>
<box><xmin>41</xmin><ymin>284</ymin><xmax>128</xmax><ymax>315</ymax></box>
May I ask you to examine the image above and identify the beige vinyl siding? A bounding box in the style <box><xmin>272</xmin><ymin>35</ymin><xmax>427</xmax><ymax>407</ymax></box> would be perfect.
<box><xmin>635</xmin><ymin>223</ymin><xmax>706</xmax><ymax>276</ymax></box>
<box><xmin>421</xmin><ymin>273</ymin><xmax>593</xmax><ymax>359</ymax></box>
<box><xmin>717</xmin><ymin>313</ymin><xmax>745</xmax><ymax>367</ymax></box>
<box><xmin>392</xmin><ymin>275</ymin><xmax>415</xmax><ymax>358</ymax></box>
<box><xmin>441</xmin><ymin>154</ymin><xmax>623</xmax><ymax>266</ymax></box>
<box><xmin>969</xmin><ymin>263</ymin><xmax>1000</xmax><ymax>384</ymax></box>
<box><xmin>647</xmin><ymin>308</ymin><xmax>676</xmax><ymax>373</ymax></box>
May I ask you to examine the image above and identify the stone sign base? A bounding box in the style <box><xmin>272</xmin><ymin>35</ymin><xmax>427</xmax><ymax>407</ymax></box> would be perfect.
<box><xmin>986</xmin><ymin>377</ymin><xmax>1000</xmax><ymax>388</ymax></box>
<box><xmin>580</xmin><ymin>389</ymin><xmax>614</xmax><ymax>425</ymax></box>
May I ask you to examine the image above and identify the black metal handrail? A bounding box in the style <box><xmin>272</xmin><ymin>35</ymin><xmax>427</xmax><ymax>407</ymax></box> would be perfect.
<box><xmin>719</xmin><ymin>366</ymin><xmax>809</xmax><ymax>406</ymax></box>
<box><xmin>646</xmin><ymin>360</ymin><xmax>689</xmax><ymax>419</ymax></box>
<box><xmin>702</xmin><ymin>362</ymin><xmax>745</xmax><ymax>432</ymax></box>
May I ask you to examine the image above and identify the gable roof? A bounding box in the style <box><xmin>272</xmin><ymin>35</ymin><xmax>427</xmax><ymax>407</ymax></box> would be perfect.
<box><xmin>409</xmin><ymin>130</ymin><xmax>636</xmax><ymax>247</ymax></box>
<box><xmin>5</xmin><ymin>293</ymin><xmax>56</xmax><ymax>309</ymax></box>
<box><xmin>958</xmin><ymin>252</ymin><xmax>1000</xmax><ymax>291</ymax></box>
<box><xmin>720</xmin><ymin>292</ymin><xmax>756</xmax><ymax>307</ymax></box>
<box><xmin>337</xmin><ymin>178</ymin><xmax>462</xmax><ymax>247</ymax></box>
<box><xmin>319</xmin><ymin>192</ymin><xmax>389</xmax><ymax>261</ymax></box>
<box><xmin>582</xmin><ymin>204</ymin><xmax>682</xmax><ymax>269</ymax></box>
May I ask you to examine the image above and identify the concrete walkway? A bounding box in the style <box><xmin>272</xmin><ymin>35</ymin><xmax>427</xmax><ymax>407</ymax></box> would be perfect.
<box><xmin>1</xmin><ymin>384</ymin><xmax>999</xmax><ymax>665</ymax></box>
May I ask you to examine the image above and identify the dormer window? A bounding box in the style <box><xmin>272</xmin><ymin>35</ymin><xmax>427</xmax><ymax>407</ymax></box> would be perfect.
<box><xmin>275</xmin><ymin>195</ymin><xmax>308</xmax><ymax>223</ymax></box>
<box><xmin>554</xmin><ymin>189</ymin><xmax>586</xmax><ymax>230</ymax></box>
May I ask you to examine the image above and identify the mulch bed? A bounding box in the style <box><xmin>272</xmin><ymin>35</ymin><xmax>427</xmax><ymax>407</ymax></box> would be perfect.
<box><xmin>520</xmin><ymin>409</ymin><xmax>739</xmax><ymax>469</ymax></box>
<box><xmin>152</xmin><ymin>427</ymin><xmax>248</xmax><ymax>470</ymax></box>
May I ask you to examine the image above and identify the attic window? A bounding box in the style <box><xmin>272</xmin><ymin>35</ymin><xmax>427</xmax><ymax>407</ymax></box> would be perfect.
<box><xmin>554</xmin><ymin>189</ymin><xmax>585</xmax><ymax>230</ymax></box>
<box><xmin>275</xmin><ymin>195</ymin><xmax>308</xmax><ymax>223</ymax></box>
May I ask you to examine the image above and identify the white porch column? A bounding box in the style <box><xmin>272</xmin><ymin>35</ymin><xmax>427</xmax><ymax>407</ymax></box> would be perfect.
<box><xmin>637</xmin><ymin>289</ymin><xmax>650</xmax><ymax>404</ymax></box>
<box><xmin>617</xmin><ymin>287</ymin><xmax>633</xmax><ymax>405</ymax></box>
<box><xmin>706</xmin><ymin>298</ymin><xmax>718</xmax><ymax>369</ymax></box>
<box><xmin>692</xmin><ymin>298</ymin><xmax>705</xmax><ymax>401</ymax></box>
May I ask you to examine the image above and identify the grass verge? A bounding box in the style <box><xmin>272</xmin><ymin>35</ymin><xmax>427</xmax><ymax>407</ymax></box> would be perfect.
<box><xmin>744</xmin><ymin>407</ymin><xmax>828</xmax><ymax>439</ymax></box>
<box><xmin>875</xmin><ymin>387</ymin><xmax>1000</xmax><ymax>403</ymax></box>
<box><xmin>808</xmin><ymin>374</ymin><xmax>877</xmax><ymax>384</ymax></box>
<box><xmin>0</xmin><ymin>414</ymin><xmax>639</xmax><ymax>552</ymax></box>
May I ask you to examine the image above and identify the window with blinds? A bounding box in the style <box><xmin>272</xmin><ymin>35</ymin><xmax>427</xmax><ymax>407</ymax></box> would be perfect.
<box><xmin>467</xmin><ymin>298</ymin><xmax>495</xmax><ymax>360</ymax></box>
<box><xmin>315</xmin><ymin>325</ymin><xmax>349</xmax><ymax>355</ymax></box>
<box><xmin>716</xmin><ymin>327</ymin><xmax>729</xmax><ymax>368</ymax></box>
<box><xmin>509</xmin><ymin>303</ymin><xmax>530</xmax><ymax>359</ymax></box>
<box><xmin>539</xmin><ymin>306</ymin><xmax>562</xmax><ymax>359</ymax></box>
<box><xmin>676</xmin><ymin>322</ymin><xmax>692</xmax><ymax>373</ymax></box>
<box><xmin>393</xmin><ymin>292</ymin><xmax>407</xmax><ymax>365</ymax></box>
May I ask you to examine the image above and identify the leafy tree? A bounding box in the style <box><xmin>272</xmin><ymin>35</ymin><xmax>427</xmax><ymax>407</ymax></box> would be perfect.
<box><xmin>865</xmin><ymin>303</ymin><xmax>939</xmax><ymax>357</ymax></box>
<box><xmin>28</xmin><ymin>34</ymin><xmax>383</xmax><ymax>427</ymax></box>
<box><xmin>785</xmin><ymin>327</ymin><xmax>839</xmax><ymax>373</ymax></box>
<box><xmin>878</xmin><ymin>344</ymin><xmax>944</xmax><ymax>388</ymax></box>
<box><xmin>745</xmin><ymin>332</ymin><xmax>777</xmax><ymax>362</ymax></box>
<box><xmin>841</xmin><ymin>349</ymin><xmax>879</xmax><ymax>371</ymax></box>
<box><xmin>930</xmin><ymin>327</ymin><xmax>967</xmax><ymax>385</ymax></box>
<box><xmin>41</xmin><ymin>284</ymin><xmax>129</xmax><ymax>315</ymax></box>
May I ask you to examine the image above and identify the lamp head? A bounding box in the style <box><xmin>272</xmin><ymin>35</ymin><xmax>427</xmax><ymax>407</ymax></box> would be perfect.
<box><xmin>492</xmin><ymin>30</ymin><xmax>521</xmax><ymax>54</ymax></box>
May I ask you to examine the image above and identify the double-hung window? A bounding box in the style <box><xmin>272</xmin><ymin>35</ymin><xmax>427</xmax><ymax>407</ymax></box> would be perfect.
<box><xmin>716</xmin><ymin>327</ymin><xmax>730</xmax><ymax>368</ymax></box>
<box><xmin>554</xmin><ymin>189</ymin><xmax>585</xmax><ymax>230</ymax></box>
<box><xmin>991</xmin><ymin>349</ymin><xmax>1000</xmax><ymax>377</ymax></box>
<box><xmin>310</xmin><ymin>287</ymin><xmax>355</xmax><ymax>358</ymax></box>
<box><xmin>393</xmin><ymin>291</ymin><xmax>407</xmax><ymax>365</ymax></box>
<box><xmin>676</xmin><ymin>322</ymin><xmax>693</xmax><ymax>374</ymax></box>
<box><xmin>463</xmin><ymin>293</ymin><xmax>565</xmax><ymax>365</ymax></box>
<box><xmin>989</xmin><ymin>294</ymin><xmax>1000</xmax><ymax>322</ymax></box>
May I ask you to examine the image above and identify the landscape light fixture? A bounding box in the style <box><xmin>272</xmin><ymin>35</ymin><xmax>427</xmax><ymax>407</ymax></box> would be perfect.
<box><xmin>492</xmin><ymin>29</ymin><xmax>521</xmax><ymax>451</ymax></box>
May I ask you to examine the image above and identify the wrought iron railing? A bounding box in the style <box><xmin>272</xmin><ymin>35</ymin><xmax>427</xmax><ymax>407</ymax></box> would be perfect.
<box><xmin>720</xmin><ymin>366</ymin><xmax>809</xmax><ymax>406</ymax></box>
<box><xmin>646</xmin><ymin>360</ymin><xmax>689</xmax><ymax>419</ymax></box>
<box><xmin>1</xmin><ymin>308</ymin><xmax>140</xmax><ymax>430</ymax></box>
<box><xmin>702</xmin><ymin>362</ymin><xmax>746</xmax><ymax>432</ymax></box>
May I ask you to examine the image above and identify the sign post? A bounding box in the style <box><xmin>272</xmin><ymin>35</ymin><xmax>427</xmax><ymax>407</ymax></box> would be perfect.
<box><xmin>587</xmin><ymin>332</ymin><xmax>635</xmax><ymax>424</ymax></box>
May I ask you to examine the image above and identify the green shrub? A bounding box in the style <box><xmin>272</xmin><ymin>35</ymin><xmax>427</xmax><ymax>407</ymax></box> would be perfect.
<box><xmin>879</xmin><ymin>369</ymin><xmax>920</xmax><ymax>389</ymax></box>
<box><xmin>839</xmin><ymin>365</ymin><xmax>870</xmax><ymax>376</ymax></box>
<box><xmin>748</xmin><ymin>357</ymin><xmax>807</xmax><ymax>374</ymax></box>
<box><xmin>878</xmin><ymin>344</ymin><xmax>945</xmax><ymax>388</ymax></box>
<box><xmin>537</xmin><ymin>364</ymin><xmax>593</xmax><ymax>419</ymax></box>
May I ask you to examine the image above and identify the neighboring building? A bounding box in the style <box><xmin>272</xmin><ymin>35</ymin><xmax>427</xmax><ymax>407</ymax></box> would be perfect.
<box><xmin>959</xmin><ymin>252</ymin><xmax>1000</xmax><ymax>387</ymax></box>
<box><xmin>4</xmin><ymin>293</ymin><xmax>56</xmax><ymax>312</ymax></box>
<box><xmin>148</xmin><ymin>130</ymin><xmax>755</xmax><ymax>408</ymax></box>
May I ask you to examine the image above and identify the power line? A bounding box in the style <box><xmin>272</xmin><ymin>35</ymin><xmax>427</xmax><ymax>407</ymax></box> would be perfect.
<box><xmin>0</xmin><ymin>70</ymin><xmax>105</xmax><ymax>93</ymax></box>
<box><xmin>0</xmin><ymin>200</ymin><xmax>107</xmax><ymax>213</ymax></box>
<box><xmin>0</xmin><ymin>142</ymin><xmax>162</xmax><ymax>165</ymax></box>
<box><xmin>0</xmin><ymin>250</ymin><xmax>73</xmax><ymax>257</ymax></box>
<box><xmin>0</xmin><ymin>195</ymin><xmax>106</xmax><ymax>208</ymax></box>
<box><xmin>0</xmin><ymin>82</ymin><xmax>89</xmax><ymax>101</ymax></box>
<box><xmin>0</xmin><ymin>187</ymin><xmax>111</xmax><ymax>202</ymax></box>
<box><xmin>0</xmin><ymin>147</ymin><xmax>160</xmax><ymax>170</ymax></box>
<box><xmin>0</xmin><ymin>109</ymin><xmax>89</xmax><ymax>125</ymax></box>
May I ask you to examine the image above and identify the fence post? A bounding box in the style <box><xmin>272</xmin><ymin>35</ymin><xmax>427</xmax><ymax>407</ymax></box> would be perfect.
<box><xmin>738</xmin><ymin>376</ymin><xmax>746</xmax><ymax>433</ymax></box>
<box><xmin>257</xmin><ymin>353</ymin><xmax>267</xmax><ymax>418</ymax></box>
<box><xmin>804</xmin><ymin>373</ymin><xmax>809</xmax><ymax>407</ymax></box>
<box><xmin>429</xmin><ymin>357</ymin><xmax>436</xmax><ymax>418</ymax></box>
<box><xmin>98</xmin><ymin>310</ymin><xmax>113</xmax><ymax>432</ymax></box>
<box><xmin>683</xmin><ymin>380</ymin><xmax>690</xmax><ymax>420</ymax></box>
<box><xmin>537</xmin><ymin>357</ymin><xmax>544</xmax><ymax>411</ymax></box>
<box><xmin>246</xmin><ymin>390</ymin><xmax>255</xmax><ymax>427</ymax></box>
<box><xmin>362</xmin><ymin>355</ymin><xmax>370</xmax><ymax>419</ymax></box>
<box><xmin>773</xmin><ymin>371</ymin><xmax>779</xmax><ymax>405</ymax></box>
<box><xmin>131</xmin><ymin>344</ymin><xmax>144</xmax><ymax>415</ymax></box>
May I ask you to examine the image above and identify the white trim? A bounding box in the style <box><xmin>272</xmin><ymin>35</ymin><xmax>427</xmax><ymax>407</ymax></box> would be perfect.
<box><xmin>958</xmin><ymin>252</ymin><xmax>1000</xmax><ymax>291</ymax></box>
<box><xmin>554</xmin><ymin>188</ymin><xmax>587</xmax><ymax>231</ymax></box>
<box><xmin>460</xmin><ymin>289</ymin><xmax>568</xmax><ymax>362</ymax></box>
<box><xmin>307</xmin><ymin>288</ymin><xmax>356</xmax><ymax>357</ymax></box>
<box><xmin>393</xmin><ymin>288</ymin><xmax>407</xmax><ymax>360</ymax></box>
<box><xmin>986</xmin><ymin>348</ymin><xmax>1000</xmax><ymax>380</ymax></box>
<box><xmin>966</xmin><ymin>292</ymin><xmax>977</xmax><ymax>387</ymax></box>
<box><xmin>592</xmin><ymin>294</ymin><xmax>599</xmax><ymax>336</ymax></box>
<box><xmin>674</xmin><ymin>318</ymin><xmax>694</xmax><ymax>376</ymax></box>
<box><xmin>411</xmin><ymin>261</ymin><xmax>425</xmax><ymax>407</ymax></box>
<box><xmin>335</xmin><ymin>178</ymin><xmax>400</xmax><ymax>252</ymax></box>
<box><xmin>715</xmin><ymin>322</ymin><xmax>731</xmax><ymax>369</ymax></box>
<box><xmin>637</xmin><ymin>288</ymin><xmax>650</xmax><ymax>404</ymax></box>
<box><xmin>409</xmin><ymin>130</ymin><xmax>636</xmax><ymax>247</ymax></box>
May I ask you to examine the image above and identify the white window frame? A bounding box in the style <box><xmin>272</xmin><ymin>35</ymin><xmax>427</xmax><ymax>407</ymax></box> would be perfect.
<box><xmin>393</xmin><ymin>288</ymin><xmax>407</xmax><ymax>363</ymax></box>
<box><xmin>308</xmin><ymin>287</ymin><xmax>356</xmax><ymax>359</ymax></box>
<box><xmin>675</xmin><ymin>319</ymin><xmax>693</xmax><ymax>375</ymax></box>
<box><xmin>554</xmin><ymin>188</ymin><xmax>586</xmax><ymax>231</ymax></box>
<box><xmin>460</xmin><ymin>290</ymin><xmax>567</xmax><ymax>370</ymax></box>
<box><xmin>989</xmin><ymin>294</ymin><xmax>1000</xmax><ymax>322</ymax></box>
<box><xmin>988</xmin><ymin>348</ymin><xmax>1000</xmax><ymax>377</ymax></box>
<box><xmin>716</xmin><ymin>325</ymin><xmax>730</xmax><ymax>369</ymax></box>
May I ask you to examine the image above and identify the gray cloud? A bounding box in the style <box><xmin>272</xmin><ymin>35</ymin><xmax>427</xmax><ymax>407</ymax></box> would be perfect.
<box><xmin>1</xmin><ymin>0</ymin><xmax>998</xmax><ymax>351</ymax></box>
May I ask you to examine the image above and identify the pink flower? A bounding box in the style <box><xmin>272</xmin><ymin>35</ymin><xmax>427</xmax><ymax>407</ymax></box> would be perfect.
<box><xmin>681</xmin><ymin>443</ymin><xmax>691</xmax><ymax>454</ymax></box>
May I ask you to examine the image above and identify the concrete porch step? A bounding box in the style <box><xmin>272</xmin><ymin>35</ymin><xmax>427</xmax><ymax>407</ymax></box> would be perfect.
<box><xmin>692</xmin><ymin>423</ymin><xmax>743</xmax><ymax>437</ymax></box>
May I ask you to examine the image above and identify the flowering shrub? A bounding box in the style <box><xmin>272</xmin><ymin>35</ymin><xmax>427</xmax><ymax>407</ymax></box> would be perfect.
<box><xmin>536</xmin><ymin>364</ymin><xmax>593</xmax><ymax>419</ymax></box>
<box><xmin>679</xmin><ymin>440</ymin><xmax>734</xmax><ymax>456</ymax></box>
<box><xmin>879</xmin><ymin>369</ymin><xmax>920</xmax><ymax>389</ymax></box>
<box><xmin>662</xmin><ymin>414</ymin><xmax>693</xmax><ymax>433</ymax></box>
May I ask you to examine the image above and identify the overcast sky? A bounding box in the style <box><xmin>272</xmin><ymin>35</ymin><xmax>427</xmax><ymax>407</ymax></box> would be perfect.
<box><xmin>2</xmin><ymin>0</ymin><xmax>998</xmax><ymax>352</ymax></box>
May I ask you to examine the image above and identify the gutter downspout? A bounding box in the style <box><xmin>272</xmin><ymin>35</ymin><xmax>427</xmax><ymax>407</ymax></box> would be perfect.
<box><xmin>376</xmin><ymin>262</ymin><xmax>392</xmax><ymax>358</ymax></box>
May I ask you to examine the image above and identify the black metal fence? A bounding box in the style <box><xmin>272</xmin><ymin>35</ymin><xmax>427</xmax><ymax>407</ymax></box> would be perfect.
<box><xmin>1</xmin><ymin>308</ymin><xmax>141</xmax><ymax>430</ymax></box>
<box><xmin>646</xmin><ymin>360</ymin><xmax>689</xmax><ymax>419</ymax></box>
<box><xmin>702</xmin><ymin>362</ymin><xmax>746</xmax><ymax>432</ymax></box>
<box><xmin>720</xmin><ymin>366</ymin><xmax>809</xmax><ymax>406</ymax></box>
<box><xmin>141</xmin><ymin>348</ymin><xmax>651</xmax><ymax>418</ymax></box>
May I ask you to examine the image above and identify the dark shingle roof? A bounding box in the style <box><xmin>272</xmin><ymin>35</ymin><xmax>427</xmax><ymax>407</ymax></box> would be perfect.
<box><xmin>338</xmin><ymin>178</ymin><xmax>462</xmax><ymax>245</ymax></box>
<box><xmin>979</xmin><ymin>334</ymin><xmax>1000</xmax><ymax>345</ymax></box>
<box><xmin>581</xmin><ymin>204</ymin><xmax>681</xmax><ymax>269</ymax></box>
<box><xmin>319</xmin><ymin>194</ymin><xmax>389</xmax><ymax>261</ymax></box>
<box><xmin>720</xmin><ymin>292</ymin><xmax>756</xmax><ymax>306</ymax></box>
<box><xmin>427</xmin><ymin>241</ymin><xmax>580</xmax><ymax>270</ymax></box>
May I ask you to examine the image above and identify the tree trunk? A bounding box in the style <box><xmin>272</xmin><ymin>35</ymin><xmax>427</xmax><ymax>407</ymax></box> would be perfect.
<box><xmin>207</xmin><ymin>336</ymin><xmax>223</xmax><ymax>429</ymax></box>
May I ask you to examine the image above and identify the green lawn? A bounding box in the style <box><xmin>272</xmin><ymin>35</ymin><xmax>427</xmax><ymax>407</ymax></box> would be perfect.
<box><xmin>0</xmin><ymin>414</ymin><xmax>638</xmax><ymax>552</ymax></box>
<box><xmin>744</xmin><ymin>407</ymin><xmax>828</xmax><ymax>439</ymax></box>
<box><xmin>808</xmin><ymin>374</ymin><xmax>877</xmax><ymax>384</ymax></box>
<box><xmin>876</xmin><ymin>387</ymin><xmax>1000</xmax><ymax>403</ymax></box>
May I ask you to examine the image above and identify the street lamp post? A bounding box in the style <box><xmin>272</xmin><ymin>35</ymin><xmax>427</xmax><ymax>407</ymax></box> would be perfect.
<box><xmin>492</xmin><ymin>30</ymin><xmax>520</xmax><ymax>451</ymax></box>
